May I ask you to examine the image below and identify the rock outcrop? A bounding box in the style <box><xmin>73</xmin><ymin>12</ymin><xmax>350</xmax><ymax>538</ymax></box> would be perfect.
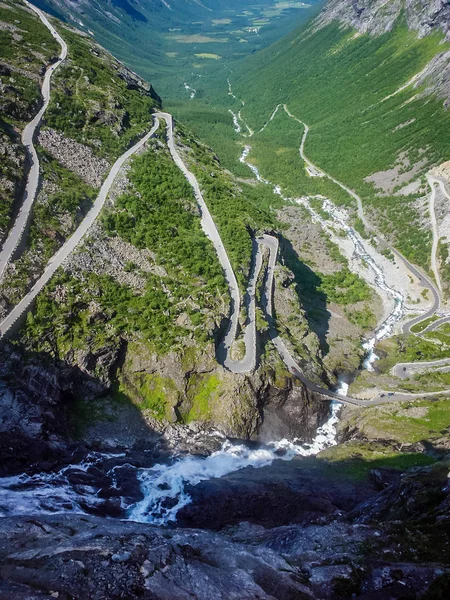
<box><xmin>0</xmin><ymin>461</ymin><xmax>448</xmax><ymax>599</ymax></box>
<box><xmin>317</xmin><ymin>0</ymin><xmax>450</xmax><ymax>40</ymax></box>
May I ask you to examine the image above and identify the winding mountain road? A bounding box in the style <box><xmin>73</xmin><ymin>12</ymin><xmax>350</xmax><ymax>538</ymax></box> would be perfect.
<box><xmin>0</xmin><ymin>120</ymin><xmax>160</xmax><ymax>337</ymax></box>
<box><xmin>282</xmin><ymin>104</ymin><xmax>442</xmax><ymax>335</ymax></box>
<box><xmin>0</xmin><ymin>0</ymin><xmax>67</xmax><ymax>282</ymax></box>
<box><xmin>155</xmin><ymin>112</ymin><xmax>261</xmax><ymax>374</ymax></box>
<box><xmin>236</xmin><ymin>102</ymin><xmax>449</xmax><ymax>402</ymax></box>
<box><xmin>257</xmin><ymin>234</ymin><xmax>450</xmax><ymax>406</ymax></box>
<box><xmin>428</xmin><ymin>175</ymin><xmax>443</xmax><ymax>295</ymax></box>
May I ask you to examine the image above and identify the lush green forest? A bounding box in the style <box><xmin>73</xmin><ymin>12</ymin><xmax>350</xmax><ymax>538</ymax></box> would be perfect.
<box><xmin>23</xmin><ymin>134</ymin><xmax>230</xmax><ymax>356</ymax></box>
<box><xmin>172</xmin><ymin>18</ymin><xmax>450</xmax><ymax>271</ymax></box>
<box><xmin>36</xmin><ymin>0</ymin><xmax>324</xmax><ymax>100</ymax></box>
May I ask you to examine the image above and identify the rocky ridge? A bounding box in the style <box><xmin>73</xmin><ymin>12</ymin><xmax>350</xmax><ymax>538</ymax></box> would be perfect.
<box><xmin>316</xmin><ymin>0</ymin><xmax>450</xmax><ymax>104</ymax></box>
<box><xmin>317</xmin><ymin>0</ymin><xmax>450</xmax><ymax>39</ymax></box>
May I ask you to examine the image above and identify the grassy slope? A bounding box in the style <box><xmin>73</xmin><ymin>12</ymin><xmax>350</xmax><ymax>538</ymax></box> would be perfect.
<box><xmin>0</xmin><ymin>0</ymin><xmax>60</xmax><ymax>232</ymax></box>
<box><xmin>174</xmin><ymin>18</ymin><xmax>450</xmax><ymax>270</ymax></box>
<box><xmin>231</xmin><ymin>20</ymin><xmax>450</xmax><ymax>268</ymax></box>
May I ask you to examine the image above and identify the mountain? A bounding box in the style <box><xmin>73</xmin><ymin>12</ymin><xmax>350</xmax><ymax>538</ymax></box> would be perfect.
<box><xmin>318</xmin><ymin>0</ymin><xmax>450</xmax><ymax>38</ymax></box>
<box><xmin>1</xmin><ymin>2</ymin><xmax>450</xmax><ymax>598</ymax></box>
<box><xmin>0</xmin><ymin>0</ymin><xmax>329</xmax><ymax>471</ymax></box>
<box><xmin>214</xmin><ymin>0</ymin><xmax>450</xmax><ymax>278</ymax></box>
<box><xmin>32</xmin><ymin>0</ymin><xmax>325</xmax><ymax>97</ymax></box>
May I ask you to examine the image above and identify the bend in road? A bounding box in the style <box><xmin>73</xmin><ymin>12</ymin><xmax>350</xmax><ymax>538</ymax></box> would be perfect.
<box><xmin>423</xmin><ymin>315</ymin><xmax>450</xmax><ymax>333</ymax></box>
<box><xmin>427</xmin><ymin>175</ymin><xmax>443</xmax><ymax>295</ymax></box>
<box><xmin>0</xmin><ymin>1</ymin><xmax>67</xmax><ymax>282</ymax></box>
<box><xmin>282</xmin><ymin>104</ymin><xmax>441</xmax><ymax>334</ymax></box>
<box><xmin>0</xmin><ymin>119</ymin><xmax>160</xmax><ymax>337</ymax></box>
<box><xmin>257</xmin><ymin>235</ymin><xmax>450</xmax><ymax>406</ymax></box>
<box><xmin>155</xmin><ymin>112</ymin><xmax>256</xmax><ymax>374</ymax></box>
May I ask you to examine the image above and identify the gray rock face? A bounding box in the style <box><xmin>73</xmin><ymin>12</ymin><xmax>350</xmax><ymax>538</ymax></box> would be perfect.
<box><xmin>0</xmin><ymin>460</ymin><xmax>449</xmax><ymax>600</ymax></box>
<box><xmin>317</xmin><ymin>0</ymin><xmax>450</xmax><ymax>39</ymax></box>
<box><xmin>0</xmin><ymin>515</ymin><xmax>315</xmax><ymax>600</ymax></box>
<box><xmin>176</xmin><ymin>458</ymin><xmax>376</xmax><ymax>530</ymax></box>
<box><xmin>38</xmin><ymin>128</ymin><xmax>110</xmax><ymax>188</ymax></box>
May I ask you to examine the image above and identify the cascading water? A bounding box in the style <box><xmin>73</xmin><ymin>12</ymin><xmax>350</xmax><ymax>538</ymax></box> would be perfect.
<box><xmin>0</xmin><ymin>407</ymin><xmax>340</xmax><ymax>524</ymax></box>
<box><xmin>0</xmin><ymin>104</ymin><xmax>408</xmax><ymax>526</ymax></box>
<box><xmin>183</xmin><ymin>82</ymin><xmax>196</xmax><ymax>99</ymax></box>
<box><xmin>238</xmin><ymin>145</ymin><xmax>407</xmax><ymax>372</ymax></box>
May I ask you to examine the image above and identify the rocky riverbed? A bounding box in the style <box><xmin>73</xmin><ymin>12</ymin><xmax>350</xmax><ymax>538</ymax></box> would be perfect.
<box><xmin>0</xmin><ymin>459</ymin><xmax>449</xmax><ymax>599</ymax></box>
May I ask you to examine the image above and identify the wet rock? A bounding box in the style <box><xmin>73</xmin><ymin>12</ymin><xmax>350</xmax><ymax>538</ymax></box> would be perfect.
<box><xmin>177</xmin><ymin>458</ymin><xmax>376</xmax><ymax>530</ymax></box>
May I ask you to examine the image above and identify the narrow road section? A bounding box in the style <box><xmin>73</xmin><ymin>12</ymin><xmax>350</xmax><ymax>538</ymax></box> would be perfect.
<box><xmin>427</xmin><ymin>174</ymin><xmax>443</xmax><ymax>295</ymax></box>
<box><xmin>0</xmin><ymin>120</ymin><xmax>159</xmax><ymax>337</ymax></box>
<box><xmin>0</xmin><ymin>0</ymin><xmax>67</xmax><ymax>282</ymax></box>
<box><xmin>155</xmin><ymin>112</ymin><xmax>254</xmax><ymax>373</ymax></box>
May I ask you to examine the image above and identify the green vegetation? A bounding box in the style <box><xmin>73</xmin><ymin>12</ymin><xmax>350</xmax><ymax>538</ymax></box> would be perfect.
<box><xmin>438</xmin><ymin>240</ymin><xmax>450</xmax><ymax>293</ymax></box>
<box><xmin>0</xmin><ymin>0</ymin><xmax>60</xmax><ymax>232</ymax></box>
<box><xmin>176</xmin><ymin>125</ymin><xmax>283</xmax><ymax>288</ymax></box>
<box><xmin>341</xmin><ymin>399</ymin><xmax>450</xmax><ymax>444</ymax></box>
<box><xmin>45</xmin><ymin>27</ymin><xmax>158</xmax><ymax>159</ymax></box>
<box><xmin>183</xmin><ymin>374</ymin><xmax>221</xmax><ymax>422</ymax></box>
<box><xmin>377</xmin><ymin>329</ymin><xmax>450</xmax><ymax>372</ymax></box>
<box><xmin>119</xmin><ymin>372</ymin><xmax>178</xmax><ymax>421</ymax></box>
<box><xmin>241</xmin><ymin>109</ymin><xmax>354</xmax><ymax>207</ymax></box>
<box><xmin>174</xmin><ymin>16</ymin><xmax>450</xmax><ymax>271</ymax></box>
<box><xmin>104</xmin><ymin>138</ymin><xmax>227</xmax><ymax>291</ymax></box>
<box><xmin>31</xmin><ymin>148</ymin><xmax>96</xmax><ymax>259</ymax></box>
<box><xmin>410</xmin><ymin>315</ymin><xmax>439</xmax><ymax>334</ymax></box>
<box><xmin>231</xmin><ymin>20</ymin><xmax>450</xmax><ymax>267</ymax></box>
<box><xmin>21</xmin><ymin>136</ymin><xmax>228</xmax><ymax>357</ymax></box>
<box><xmin>37</xmin><ymin>0</ymin><xmax>322</xmax><ymax>103</ymax></box>
<box><xmin>345</xmin><ymin>304</ymin><xmax>377</xmax><ymax>330</ymax></box>
<box><xmin>319</xmin><ymin>443</ymin><xmax>435</xmax><ymax>480</ymax></box>
<box><xmin>319</xmin><ymin>397</ymin><xmax>450</xmax><ymax>479</ymax></box>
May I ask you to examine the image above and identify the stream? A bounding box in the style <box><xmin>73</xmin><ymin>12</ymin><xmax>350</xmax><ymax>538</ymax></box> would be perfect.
<box><xmin>239</xmin><ymin>145</ymin><xmax>406</xmax><ymax>373</ymax></box>
<box><xmin>0</xmin><ymin>107</ymin><xmax>407</xmax><ymax>526</ymax></box>
<box><xmin>0</xmin><ymin>404</ymin><xmax>341</xmax><ymax>524</ymax></box>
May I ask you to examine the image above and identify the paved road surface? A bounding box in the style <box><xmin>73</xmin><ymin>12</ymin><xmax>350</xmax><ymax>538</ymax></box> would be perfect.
<box><xmin>393</xmin><ymin>357</ymin><xmax>450</xmax><ymax>379</ymax></box>
<box><xmin>423</xmin><ymin>315</ymin><xmax>450</xmax><ymax>332</ymax></box>
<box><xmin>256</xmin><ymin>235</ymin><xmax>449</xmax><ymax>406</ymax></box>
<box><xmin>155</xmin><ymin>112</ymin><xmax>255</xmax><ymax>373</ymax></box>
<box><xmin>427</xmin><ymin>175</ymin><xmax>443</xmax><ymax>295</ymax></box>
<box><xmin>0</xmin><ymin>120</ymin><xmax>159</xmax><ymax>337</ymax></box>
<box><xmin>0</xmin><ymin>1</ymin><xmax>67</xmax><ymax>282</ymax></box>
<box><xmin>1</xmin><ymin>100</ymin><xmax>448</xmax><ymax>405</ymax></box>
<box><xmin>282</xmin><ymin>104</ymin><xmax>441</xmax><ymax>335</ymax></box>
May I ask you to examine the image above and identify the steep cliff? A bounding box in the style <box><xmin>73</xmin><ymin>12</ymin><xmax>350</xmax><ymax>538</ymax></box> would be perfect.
<box><xmin>317</xmin><ymin>0</ymin><xmax>450</xmax><ymax>39</ymax></box>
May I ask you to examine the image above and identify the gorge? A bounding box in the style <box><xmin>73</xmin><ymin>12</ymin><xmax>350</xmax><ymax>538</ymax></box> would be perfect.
<box><xmin>1</xmin><ymin>1</ymin><xmax>450</xmax><ymax>598</ymax></box>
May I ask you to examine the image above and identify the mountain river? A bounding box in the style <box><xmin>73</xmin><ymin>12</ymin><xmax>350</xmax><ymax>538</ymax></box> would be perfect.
<box><xmin>0</xmin><ymin>119</ymin><xmax>407</xmax><ymax>526</ymax></box>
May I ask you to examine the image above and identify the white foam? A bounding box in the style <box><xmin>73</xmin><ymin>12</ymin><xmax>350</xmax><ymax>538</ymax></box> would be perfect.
<box><xmin>127</xmin><ymin>401</ymin><xmax>341</xmax><ymax>524</ymax></box>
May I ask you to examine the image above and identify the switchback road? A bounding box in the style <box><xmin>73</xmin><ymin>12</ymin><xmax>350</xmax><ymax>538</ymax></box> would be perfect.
<box><xmin>0</xmin><ymin>1</ymin><xmax>67</xmax><ymax>282</ymax></box>
<box><xmin>0</xmin><ymin>120</ymin><xmax>159</xmax><ymax>337</ymax></box>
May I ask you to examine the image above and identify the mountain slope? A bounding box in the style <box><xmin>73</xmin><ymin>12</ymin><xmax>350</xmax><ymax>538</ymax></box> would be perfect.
<box><xmin>224</xmin><ymin>0</ymin><xmax>450</xmax><ymax>272</ymax></box>
<box><xmin>32</xmin><ymin>0</ymin><xmax>325</xmax><ymax>98</ymax></box>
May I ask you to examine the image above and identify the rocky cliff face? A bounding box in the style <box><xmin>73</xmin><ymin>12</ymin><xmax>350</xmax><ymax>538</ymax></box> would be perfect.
<box><xmin>0</xmin><ymin>461</ymin><xmax>448</xmax><ymax>599</ymax></box>
<box><xmin>317</xmin><ymin>0</ymin><xmax>450</xmax><ymax>39</ymax></box>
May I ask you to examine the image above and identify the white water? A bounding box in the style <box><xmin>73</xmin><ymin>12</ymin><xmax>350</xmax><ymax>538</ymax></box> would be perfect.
<box><xmin>128</xmin><ymin>402</ymin><xmax>341</xmax><ymax>524</ymax></box>
<box><xmin>239</xmin><ymin>145</ymin><xmax>406</xmax><ymax>371</ymax></box>
<box><xmin>0</xmin><ymin>452</ymin><xmax>126</xmax><ymax>518</ymax></box>
<box><xmin>3</xmin><ymin>100</ymin><xmax>407</xmax><ymax>525</ymax></box>
<box><xmin>229</xmin><ymin>109</ymin><xmax>241</xmax><ymax>133</ymax></box>
<box><xmin>239</xmin><ymin>145</ymin><xmax>269</xmax><ymax>183</ymax></box>
<box><xmin>183</xmin><ymin>82</ymin><xmax>196</xmax><ymax>99</ymax></box>
<box><xmin>0</xmin><ymin>404</ymin><xmax>340</xmax><ymax>523</ymax></box>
